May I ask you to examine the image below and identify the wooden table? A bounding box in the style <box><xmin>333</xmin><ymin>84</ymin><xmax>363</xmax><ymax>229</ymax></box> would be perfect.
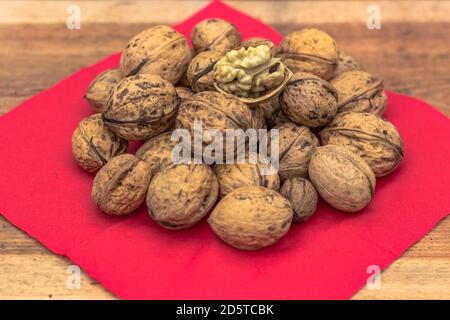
<box><xmin>0</xmin><ymin>1</ymin><xmax>449</xmax><ymax>299</ymax></box>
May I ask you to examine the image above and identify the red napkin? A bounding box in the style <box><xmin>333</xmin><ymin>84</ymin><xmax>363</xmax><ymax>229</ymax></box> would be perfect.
<box><xmin>1</xmin><ymin>0</ymin><xmax>449</xmax><ymax>299</ymax></box>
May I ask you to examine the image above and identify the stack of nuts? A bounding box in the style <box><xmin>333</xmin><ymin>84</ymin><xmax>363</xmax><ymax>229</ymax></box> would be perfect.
<box><xmin>72</xmin><ymin>19</ymin><xmax>404</xmax><ymax>250</ymax></box>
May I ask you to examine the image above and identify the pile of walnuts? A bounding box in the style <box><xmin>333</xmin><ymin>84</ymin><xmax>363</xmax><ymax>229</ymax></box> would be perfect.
<box><xmin>72</xmin><ymin>19</ymin><xmax>404</xmax><ymax>250</ymax></box>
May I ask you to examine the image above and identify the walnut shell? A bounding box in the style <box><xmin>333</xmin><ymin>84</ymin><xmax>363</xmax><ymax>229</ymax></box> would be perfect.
<box><xmin>72</xmin><ymin>114</ymin><xmax>128</xmax><ymax>172</ymax></box>
<box><xmin>257</xmin><ymin>96</ymin><xmax>281</xmax><ymax>128</ymax></box>
<box><xmin>103</xmin><ymin>74</ymin><xmax>179</xmax><ymax>141</ymax></box>
<box><xmin>250</xmin><ymin>107</ymin><xmax>267</xmax><ymax>129</ymax></box>
<box><xmin>92</xmin><ymin>154</ymin><xmax>151</xmax><ymax>215</ymax></box>
<box><xmin>280</xmin><ymin>177</ymin><xmax>318</xmax><ymax>222</ymax></box>
<box><xmin>331</xmin><ymin>70</ymin><xmax>386</xmax><ymax>115</ymax></box>
<box><xmin>85</xmin><ymin>68</ymin><xmax>122</xmax><ymax>113</ymax></box>
<box><xmin>146</xmin><ymin>164</ymin><xmax>219</xmax><ymax>229</ymax></box>
<box><xmin>278</xmin><ymin>28</ymin><xmax>338</xmax><ymax>80</ymax></box>
<box><xmin>309</xmin><ymin>145</ymin><xmax>376</xmax><ymax>212</ymax></box>
<box><xmin>269</xmin><ymin>123</ymin><xmax>317</xmax><ymax>181</ymax></box>
<box><xmin>320</xmin><ymin>112</ymin><xmax>404</xmax><ymax>177</ymax></box>
<box><xmin>208</xmin><ymin>186</ymin><xmax>293</xmax><ymax>250</ymax></box>
<box><xmin>120</xmin><ymin>25</ymin><xmax>191</xmax><ymax>84</ymax></box>
<box><xmin>187</xmin><ymin>50</ymin><xmax>223</xmax><ymax>93</ymax></box>
<box><xmin>135</xmin><ymin>131</ymin><xmax>177</xmax><ymax>175</ymax></box>
<box><xmin>175</xmin><ymin>87</ymin><xmax>194</xmax><ymax>101</ymax></box>
<box><xmin>214</xmin><ymin>154</ymin><xmax>280</xmax><ymax>197</ymax></box>
<box><xmin>280</xmin><ymin>72</ymin><xmax>338</xmax><ymax>127</ymax></box>
<box><xmin>334</xmin><ymin>51</ymin><xmax>360</xmax><ymax>76</ymax></box>
<box><xmin>191</xmin><ymin>19</ymin><xmax>241</xmax><ymax>54</ymax></box>
<box><xmin>240</xmin><ymin>37</ymin><xmax>274</xmax><ymax>51</ymax></box>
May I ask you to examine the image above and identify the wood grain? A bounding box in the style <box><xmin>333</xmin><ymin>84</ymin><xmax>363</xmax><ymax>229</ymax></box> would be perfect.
<box><xmin>0</xmin><ymin>1</ymin><xmax>449</xmax><ymax>300</ymax></box>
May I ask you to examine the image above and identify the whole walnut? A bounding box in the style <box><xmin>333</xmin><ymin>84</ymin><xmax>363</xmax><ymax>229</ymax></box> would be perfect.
<box><xmin>135</xmin><ymin>131</ymin><xmax>178</xmax><ymax>175</ymax></box>
<box><xmin>320</xmin><ymin>112</ymin><xmax>404</xmax><ymax>177</ymax></box>
<box><xmin>103</xmin><ymin>74</ymin><xmax>179</xmax><ymax>141</ymax></box>
<box><xmin>257</xmin><ymin>96</ymin><xmax>281</xmax><ymax>128</ymax></box>
<box><xmin>191</xmin><ymin>18</ymin><xmax>241</xmax><ymax>53</ymax></box>
<box><xmin>280</xmin><ymin>177</ymin><xmax>318</xmax><ymax>222</ymax></box>
<box><xmin>208</xmin><ymin>186</ymin><xmax>293</xmax><ymax>250</ymax></box>
<box><xmin>72</xmin><ymin>113</ymin><xmax>128</xmax><ymax>172</ymax></box>
<box><xmin>175</xmin><ymin>87</ymin><xmax>194</xmax><ymax>101</ymax></box>
<box><xmin>334</xmin><ymin>51</ymin><xmax>360</xmax><ymax>76</ymax></box>
<box><xmin>85</xmin><ymin>68</ymin><xmax>122</xmax><ymax>113</ymax></box>
<box><xmin>120</xmin><ymin>25</ymin><xmax>191</xmax><ymax>84</ymax></box>
<box><xmin>92</xmin><ymin>154</ymin><xmax>151</xmax><ymax>215</ymax></box>
<box><xmin>187</xmin><ymin>50</ymin><xmax>223</xmax><ymax>93</ymax></box>
<box><xmin>146</xmin><ymin>164</ymin><xmax>219</xmax><ymax>229</ymax></box>
<box><xmin>214</xmin><ymin>153</ymin><xmax>280</xmax><ymax>197</ymax></box>
<box><xmin>331</xmin><ymin>70</ymin><xmax>386</xmax><ymax>115</ymax></box>
<box><xmin>309</xmin><ymin>145</ymin><xmax>376</xmax><ymax>212</ymax></box>
<box><xmin>268</xmin><ymin>123</ymin><xmax>317</xmax><ymax>181</ymax></box>
<box><xmin>278</xmin><ymin>28</ymin><xmax>339</xmax><ymax>80</ymax></box>
<box><xmin>280</xmin><ymin>72</ymin><xmax>338</xmax><ymax>127</ymax></box>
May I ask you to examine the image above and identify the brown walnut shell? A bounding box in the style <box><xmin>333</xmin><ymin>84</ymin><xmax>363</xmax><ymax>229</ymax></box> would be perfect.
<box><xmin>320</xmin><ymin>112</ymin><xmax>404</xmax><ymax>177</ymax></box>
<box><xmin>72</xmin><ymin>113</ymin><xmax>128</xmax><ymax>172</ymax></box>
<box><xmin>187</xmin><ymin>50</ymin><xmax>223</xmax><ymax>93</ymax></box>
<box><xmin>146</xmin><ymin>164</ymin><xmax>219</xmax><ymax>230</ymax></box>
<box><xmin>208</xmin><ymin>186</ymin><xmax>293</xmax><ymax>250</ymax></box>
<box><xmin>120</xmin><ymin>25</ymin><xmax>191</xmax><ymax>84</ymax></box>
<box><xmin>85</xmin><ymin>68</ymin><xmax>122</xmax><ymax>113</ymax></box>
<box><xmin>309</xmin><ymin>145</ymin><xmax>376</xmax><ymax>212</ymax></box>
<box><xmin>103</xmin><ymin>74</ymin><xmax>180</xmax><ymax>141</ymax></box>
<box><xmin>175</xmin><ymin>87</ymin><xmax>195</xmax><ymax>101</ymax></box>
<box><xmin>334</xmin><ymin>51</ymin><xmax>360</xmax><ymax>76</ymax></box>
<box><xmin>191</xmin><ymin>19</ymin><xmax>241</xmax><ymax>54</ymax></box>
<box><xmin>257</xmin><ymin>95</ymin><xmax>282</xmax><ymax>128</ymax></box>
<box><xmin>331</xmin><ymin>70</ymin><xmax>387</xmax><ymax>115</ymax></box>
<box><xmin>280</xmin><ymin>177</ymin><xmax>318</xmax><ymax>222</ymax></box>
<box><xmin>280</xmin><ymin>72</ymin><xmax>338</xmax><ymax>127</ymax></box>
<box><xmin>278</xmin><ymin>28</ymin><xmax>338</xmax><ymax>80</ymax></box>
<box><xmin>240</xmin><ymin>37</ymin><xmax>274</xmax><ymax>51</ymax></box>
<box><xmin>92</xmin><ymin>154</ymin><xmax>151</xmax><ymax>215</ymax></box>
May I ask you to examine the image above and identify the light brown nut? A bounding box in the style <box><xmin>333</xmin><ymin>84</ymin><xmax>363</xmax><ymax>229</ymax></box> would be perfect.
<box><xmin>85</xmin><ymin>68</ymin><xmax>122</xmax><ymax>113</ymax></box>
<box><xmin>208</xmin><ymin>186</ymin><xmax>293</xmax><ymax>250</ymax></box>
<box><xmin>146</xmin><ymin>164</ymin><xmax>219</xmax><ymax>229</ymax></box>
<box><xmin>120</xmin><ymin>25</ymin><xmax>191</xmax><ymax>84</ymax></box>
<box><xmin>175</xmin><ymin>87</ymin><xmax>195</xmax><ymax>101</ymax></box>
<box><xmin>72</xmin><ymin>113</ymin><xmax>128</xmax><ymax>172</ymax></box>
<box><xmin>191</xmin><ymin>18</ymin><xmax>241</xmax><ymax>54</ymax></box>
<box><xmin>269</xmin><ymin>123</ymin><xmax>317</xmax><ymax>181</ymax></box>
<box><xmin>103</xmin><ymin>74</ymin><xmax>180</xmax><ymax>141</ymax></box>
<box><xmin>257</xmin><ymin>96</ymin><xmax>281</xmax><ymax>128</ymax></box>
<box><xmin>278</xmin><ymin>28</ymin><xmax>338</xmax><ymax>80</ymax></box>
<box><xmin>331</xmin><ymin>70</ymin><xmax>386</xmax><ymax>115</ymax></box>
<box><xmin>92</xmin><ymin>154</ymin><xmax>151</xmax><ymax>215</ymax></box>
<box><xmin>308</xmin><ymin>145</ymin><xmax>376</xmax><ymax>212</ymax></box>
<box><xmin>280</xmin><ymin>177</ymin><xmax>318</xmax><ymax>222</ymax></box>
<box><xmin>187</xmin><ymin>50</ymin><xmax>223</xmax><ymax>93</ymax></box>
<box><xmin>280</xmin><ymin>72</ymin><xmax>338</xmax><ymax>127</ymax></box>
<box><xmin>320</xmin><ymin>112</ymin><xmax>404</xmax><ymax>176</ymax></box>
<box><xmin>334</xmin><ymin>51</ymin><xmax>360</xmax><ymax>76</ymax></box>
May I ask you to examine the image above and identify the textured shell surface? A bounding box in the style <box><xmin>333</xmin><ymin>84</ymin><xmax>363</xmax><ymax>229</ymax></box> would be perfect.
<box><xmin>257</xmin><ymin>95</ymin><xmax>281</xmax><ymax>128</ymax></box>
<box><xmin>278</xmin><ymin>28</ymin><xmax>338</xmax><ymax>80</ymax></box>
<box><xmin>146</xmin><ymin>163</ymin><xmax>219</xmax><ymax>229</ymax></box>
<box><xmin>175</xmin><ymin>87</ymin><xmax>195</xmax><ymax>101</ymax></box>
<box><xmin>208</xmin><ymin>186</ymin><xmax>293</xmax><ymax>250</ymax></box>
<box><xmin>72</xmin><ymin>113</ymin><xmax>128</xmax><ymax>172</ymax></box>
<box><xmin>280</xmin><ymin>177</ymin><xmax>318</xmax><ymax>222</ymax></box>
<box><xmin>280</xmin><ymin>72</ymin><xmax>338</xmax><ymax>127</ymax></box>
<box><xmin>320</xmin><ymin>112</ymin><xmax>404</xmax><ymax>176</ymax></box>
<box><xmin>120</xmin><ymin>25</ymin><xmax>191</xmax><ymax>84</ymax></box>
<box><xmin>187</xmin><ymin>50</ymin><xmax>224</xmax><ymax>93</ymax></box>
<box><xmin>85</xmin><ymin>68</ymin><xmax>122</xmax><ymax>113</ymax></box>
<box><xmin>308</xmin><ymin>145</ymin><xmax>376</xmax><ymax>212</ymax></box>
<box><xmin>191</xmin><ymin>18</ymin><xmax>241</xmax><ymax>53</ymax></box>
<box><xmin>334</xmin><ymin>51</ymin><xmax>360</xmax><ymax>76</ymax></box>
<box><xmin>240</xmin><ymin>37</ymin><xmax>275</xmax><ymax>51</ymax></box>
<box><xmin>103</xmin><ymin>74</ymin><xmax>180</xmax><ymax>141</ymax></box>
<box><xmin>92</xmin><ymin>154</ymin><xmax>151</xmax><ymax>215</ymax></box>
<box><xmin>331</xmin><ymin>70</ymin><xmax>386</xmax><ymax>115</ymax></box>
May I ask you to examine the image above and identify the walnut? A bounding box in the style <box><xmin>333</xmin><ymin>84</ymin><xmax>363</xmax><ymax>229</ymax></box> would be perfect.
<box><xmin>146</xmin><ymin>164</ymin><xmax>219</xmax><ymax>229</ymax></box>
<box><xmin>257</xmin><ymin>96</ymin><xmax>281</xmax><ymax>128</ymax></box>
<box><xmin>85</xmin><ymin>68</ymin><xmax>122</xmax><ymax>113</ymax></box>
<box><xmin>120</xmin><ymin>25</ymin><xmax>191</xmax><ymax>84</ymax></box>
<box><xmin>72</xmin><ymin>114</ymin><xmax>128</xmax><ymax>172</ymax></box>
<box><xmin>334</xmin><ymin>51</ymin><xmax>360</xmax><ymax>76</ymax></box>
<box><xmin>269</xmin><ymin>123</ymin><xmax>317</xmax><ymax>181</ymax></box>
<box><xmin>278</xmin><ymin>28</ymin><xmax>338</xmax><ymax>80</ymax></box>
<box><xmin>280</xmin><ymin>72</ymin><xmax>338</xmax><ymax>127</ymax></box>
<box><xmin>250</xmin><ymin>107</ymin><xmax>267</xmax><ymax>129</ymax></box>
<box><xmin>103</xmin><ymin>74</ymin><xmax>179</xmax><ymax>141</ymax></box>
<box><xmin>320</xmin><ymin>112</ymin><xmax>404</xmax><ymax>177</ymax></box>
<box><xmin>330</xmin><ymin>70</ymin><xmax>387</xmax><ymax>115</ymax></box>
<box><xmin>92</xmin><ymin>154</ymin><xmax>151</xmax><ymax>215</ymax></box>
<box><xmin>175</xmin><ymin>87</ymin><xmax>194</xmax><ymax>101</ymax></box>
<box><xmin>186</xmin><ymin>50</ymin><xmax>223</xmax><ymax>93</ymax></box>
<box><xmin>191</xmin><ymin>18</ymin><xmax>241</xmax><ymax>53</ymax></box>
<box><xmin>280</xmin><ymin>177</ymin><xmax>317</xmax><ymax>222</ymax></box>
<box><xmin>308</xmin><ymin>145</ymin><xmax>376</xmax><ymax>212</ymax></box>
<box><xmin>208</xmin><ymin>186</ymin><xmax>293</xmax><ymax>250</ymax></box>
<box><xmin>240</xmin><ymin>38</ymin><xmax>274</xmax><ymax>51</ymax></box>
